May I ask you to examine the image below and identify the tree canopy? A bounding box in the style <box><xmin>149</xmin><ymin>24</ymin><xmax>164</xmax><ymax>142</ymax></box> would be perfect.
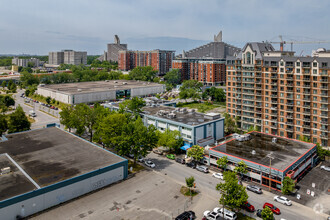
<box><xmin>224</xmin><ymin>113</ymin><xmax>239</xmax><ymax>135</ymax></box>
<box><xmin>215</xmin><ymin>171</ymin><xmax>248</xmax><ymax>212</ymax></box>
<box><xmin>202</xmin><ymin>87</ymin><xmax>225</xmax><ymax>102</ymax></box>
<box><xmin>187</xmin><ymin>145</ymin><xmax>204</xmax><ymax>161</ymax></box>
<box><xmin>157</xmin><ymin>129</ymin><xmax>183</xmax><ymax>153</ymax></box>
<box><xmin>119</xmin><ymin>97</ymin><xmax>146</xmax><ymax>114</ymax></box>
<box><xmin>128</xmin><ymin>66</ymin><xmax>157</xmax><ymax>82</ymax></box>
<box><xmin>0</xmin><ymin>114</ymin><xmax>8</xmax><ymax>136</ymax></box>
<box><xmin>217</xmin><ymin>156</ymin><xmax>228</xmax><ymax>170</ymax></box>
<box><xmin>164</xmin><ymin>69</ymin><xmax>181</xmax><ymax>86</ymax></box>
<box><xmin>261</xmin><ymin>206</ymin><xmax>274</xmax><ymax>220</ymax></box>
<box><xmin>234</xmin><ymin>160</ymin><xmax>248</xmax><ymax>177</ymax></box>
<box><xmin>179</xmin><ymin>80</ymin><xmax>203</xmax><ymax>100</ymax></box>
<box><xmin>8</xmin><ymin>106</ymin><xmax>31</xmax><ymax>133</ymax></box>
<box><xmin>282</xmin><ymin>176</ymin><xmax>295</xmax><ymax>195</ymax></box>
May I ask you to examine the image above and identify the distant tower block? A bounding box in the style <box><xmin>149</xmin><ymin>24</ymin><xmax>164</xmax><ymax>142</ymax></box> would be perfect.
<box><xmin>214</xmin><ymin>31</ymin><xmax>222</xmax><ymax>42</ymax></box>
<box><xmin>114</xmin><ymin>35</ymin><xmax>120</xmax><ymax>44</ymax></box>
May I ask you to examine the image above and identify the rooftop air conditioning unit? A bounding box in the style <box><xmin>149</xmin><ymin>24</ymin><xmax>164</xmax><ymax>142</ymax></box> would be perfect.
<box><xmin>123</xmin><ymin>82</ymin><xmax>127</xmax><ymax>85</ymax></box>
<box><xmin>1</xmin><ymin>167</ymin><xmax>10</xmax><ymax>174</ymax></box>
<box><xmin>77</xmin><ymin>89</ymin><xmax>82</xmax><ymax>92</ymax></box>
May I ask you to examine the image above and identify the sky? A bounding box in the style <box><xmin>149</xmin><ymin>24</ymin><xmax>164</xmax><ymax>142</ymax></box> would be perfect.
<box><xmin>0</xmin><ymin>0</ymin><xmax>330</xmax><ymax>55</ymax></box>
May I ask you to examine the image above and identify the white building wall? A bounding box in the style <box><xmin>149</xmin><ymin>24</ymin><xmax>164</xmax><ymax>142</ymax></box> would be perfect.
<box><xmin>131</xmin><ymin>85</ymin><xmax>165</xmax><ymax>97</ymax></box>
<box><xmin>0</xmin><ymin>166</ymin><xmax>124</xmax><ymax>220</ymax></box>
<box><xmin>195</xmin><ymin>126</ymin><xmax>204</xmax><ymax>144</ymax></box>
<box><xmin>73</xmin><ymin>91</ymin><xmax>116</xmax><ymax>104</ymax></box>
<box><xmin>216</xmin><ymin>120</ymin><xmax>224</xmax><ymax>140</ymax></box>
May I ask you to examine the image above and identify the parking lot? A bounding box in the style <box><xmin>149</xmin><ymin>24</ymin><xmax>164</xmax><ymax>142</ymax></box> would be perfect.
<box><xmin>294</xmin><ymin>161</ymin><xmax>330</xmax><ymax>215</ymax></box>
<box><xmin>32</xmin><ymin>170</ymin><xmax>199</xmax><ymax>220</ymax></box>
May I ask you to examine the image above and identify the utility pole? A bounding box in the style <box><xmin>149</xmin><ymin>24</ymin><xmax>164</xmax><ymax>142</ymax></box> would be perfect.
<box><xmin>267</xmin><ymin>153</ymin><xmax>274</xmax><ymax>191</ymax></box>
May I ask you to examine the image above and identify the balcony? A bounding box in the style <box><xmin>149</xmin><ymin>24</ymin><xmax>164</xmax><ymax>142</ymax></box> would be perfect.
<box><xmin>270</xmin><ymin>124</ymin><xmax>278</xmax><ymax>129</ymax></box>
<box><xmin>287</xmin><ymin>90</ymin><xmax>294</xmax><ymax>93</ymax></box>
<box><xmin>303</xmin><ymin>78</ymin><xmax>310</xmax><ymax>82</ymax></box>
<box><xmin>287</xmin><ymin>102</ymin><xmax>294</xmax><ymax>106</ymax></box>
<box><xmin>271</xmin><ymin>111</ymin><xmax>278</xmax><ymax>116</ymax></box>
<box><xmin>321</xmin><ymin>92</ymin><xmax>328</xmax><ymax>97</ymax></box>
<box><xmin>302</xmin><ymin>124</ymin><xmax>310</xmax><ymax>128</ymax></box>
<box><xmin>303</xmin><ymin>91</ymin><xmax>310</xmax><ymax>95</ymax></box>
<box><xmin>286</xmin><ymin>127</ymin><xmax>294</xmax><ymax>131</ymax></box>
<box><xmin>287</xmin><ymin>83</ymin><xmax>294</xmax><ymax>87</ymax></box>
<box><xmin>286</xmin><ymin>121</ymin><xmax>294</xmax><ymax>125</ymax></box>
<box><xmin>320</xmin><ymin>134</ymin><xmax>328</xmax><ymax>139</ymax></box>
<box><xmin>321</xmin><ymin>99</ymin><xmax>328</xmax><ymax>103</ymax></box>
<box><xmin>321</xmin><ymin>127</ymin><xmax>328</xmax><ymax>131</ymax></box>
<box><xmin>321</xmin><ymin>113</ymin><xmax>328</xmax><ymax>118</ymax></box>
<box><xmin>321</xmin><ymin>86</ymin><xmax>328</xmax><ymax>90</ymax></box>
<box><xmin>286</xmin><ymin>108</ymin><xmax>294</xmax><ymax>112</ymax></box>
<box><xmin>321</xmin><ymin>107</ymin><xmax>328</xmax><ymax>111</ymax></box>
<box><xmin>321</xmin><ymin>120</ymin><xmax>328</xmax><ymax>124</ymax></box>
<box><xmin>320</xmin><ymin>79</ymin><xmax>328</xmax><ymax>82</ymax></box>
<box><xmin>271</xmin><ymin>75</ymin><xmax>278</xmax><ymax>79</ymax></box>
<box><xmin>304</xmin><ymin>117</ymin><xmax>311</xmax><ymax>122</ymax></box>
<box><xmin>303</xmin><ymin>130</ymin><xmax>310</xmax><ymax>135</ymax></box>
<box><xmin>303</xmin><ymin>84</ymin><xmax>311</xmax><ymax>88</ymax></box>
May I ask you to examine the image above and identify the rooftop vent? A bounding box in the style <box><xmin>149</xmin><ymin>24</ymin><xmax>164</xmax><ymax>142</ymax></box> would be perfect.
<box><xmin>123</xmin><ymin>82</ymin><xmax>127</xmax><ymax>85</ymax></box>
<box><xmin>77</xmin><ymin>89</ymin><xmax>82</xmax><ymax>92</ymax></box>
<box><xmin>105</xmin><ymin>80</ymin><xmax>109</xmax><ymax>82</ymax></box>
<box><xmin>251</xmin><ymin>150</ymin><xmax>256</xmax><ymax>155</ymax></box>
<box><xmin>272</xmin><ymin>137</ymin><xmax>277</xmax><ymax>143</ymax></box>
<box><xmin>1</xmin><ymin>167</ymin><xmax>10</xmax><ymax>174</ymax></box>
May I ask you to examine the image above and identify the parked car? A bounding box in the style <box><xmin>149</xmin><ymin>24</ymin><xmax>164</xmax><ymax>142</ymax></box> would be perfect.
<box><xmin>241</xmin><ymin>201</ymin><xmax>255</xmax><ymax>212</ymax></box>
<box><xmin>127</xmin><ymin>154</ymin><xmax>134</xmax><ymax>159</ymax></box>
<box><xmin>263</xmin><ymin>203</ymin><xmax>281</xmax><ymax>215</ymax></box>
<box><xmin>196</xmin><ymin>165</ymin><xmax>209</xmax><ymax>173</ymax></box>
<box><xmin>204</xmin><ymin>211</ymin><xmax>221</xmax><ymax>220</ymax></box>
<box><xmin>175</xmin><ymin>158</ymin><xmax>185</xmax><ymax>164</ymax></box>
<box><xmin>166</xmin><ymin>154</ymin><xmax>175</xmax><ymax>160</ymax></box>
<box><xmin>320</xmin><ymin>165</ymin><xmax>330</xmax><ymax>171</ymax></box>
<box><xmin>153</xmin><ymin>149</ymin><xmax>163</xmax><ymax>155</ymax></box>
<box><xmin>175</xmin><ymin>210</ymin><xmax>196</xmax><ymax>220</ymax></box>
<box><xmin>212</xmin><ymin>172</ymin><xmax>223</xmax><ymax>179</ymax></box>
<box><xmin>137</xmin><ymin>156</ymin><xmax>144</xmax><ymax>163</ymax></box>
<box><xmin>145</xmin><ymin>160</ymin><xmax>155</xmax><ymax>168</ymax></box>
<box><xmin>274</xmin><ymin>196</ymin><xmax>292</xmax><ymax>206</ymax></box>
<box><xmin>246</xmin><ymin>185</ymin><xmax>262</xmax><ymax>194</ymax></box>
<box><xmin>186</xmin><ymin>161</ymin><xmax>196</xmax><ymax>169</ymax></box>
<box><xmin>55</xmin><ymin>107</ymin><xmax>59</xmax><ymax>110</ymax></box>
<box><xmin>50</xmin><ymin>106</ymin><xmax>55</xmax><ymax>109</ymax></box>
<box><xmin>213</xmin><ymin>207</ymin><xmax>237</xmax><ymax>220</ymax></box>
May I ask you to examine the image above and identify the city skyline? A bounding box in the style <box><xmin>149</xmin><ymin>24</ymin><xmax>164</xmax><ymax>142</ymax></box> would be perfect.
<box><xmin>0</xmin><ymin>0</ymin><xmax>330</xmax><ymax>55</ymax></box>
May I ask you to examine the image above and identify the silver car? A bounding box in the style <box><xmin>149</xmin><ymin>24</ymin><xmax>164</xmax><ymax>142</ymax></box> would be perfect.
<box><xmin>320</xmin><ymin>165</ymin><xmax>330</xmax><ymax>172</ymax></box>
<box><xmin>246</xmin><ymin>185</ymin><xmax>262</xmax><ymax>194</ymax></box>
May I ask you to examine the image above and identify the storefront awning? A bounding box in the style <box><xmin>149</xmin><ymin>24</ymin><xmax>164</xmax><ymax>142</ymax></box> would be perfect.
<box><xmin>180</xmin><ymin>143</ymin><xmax>191</xmax><ymax>151</ymax></box>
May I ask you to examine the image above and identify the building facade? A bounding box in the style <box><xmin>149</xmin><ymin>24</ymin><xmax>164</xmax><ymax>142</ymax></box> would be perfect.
<box><xmin>172</xmin><ymin>31</ymin><xmax>240</xmax><ymax>85</ymax></box>
<box><xmin>49</xmin><ymin>50</ymin><xmax>87</xmax><ymax>65</ymax></box>
<box><xmin>226</xmin><ymin>42</ymin><xmax>330</xmax><ymax>147</ymax></box>
<box><xmin>118</xmin><ymin>50</ymin><xmax>175</xmax><ymax>76</ymax></box>
<box><xmin>207</xmin><ymin>132</ymin><xmax>317</xmax><ymax>191</ymax></box>
<box><xmin>105</xmin><ymin>103</ymin><xmax>225</xmax><ymax>148</ymax></box>
<box><xmin>12</xmin><ymin>57</ymin><xmax>41</xmax><ymax>67</ymax></box>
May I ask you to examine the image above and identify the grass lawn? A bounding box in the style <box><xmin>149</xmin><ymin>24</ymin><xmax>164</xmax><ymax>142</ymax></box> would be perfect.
<box><xmin>177</xmin><ymin>102</ymin><xmax>223</xmax><ymax>113</ymax></box>
<box><xmin>127</xmin><ymin>160</ymin><xmax>145</xmax><ymax>173</ymax></box>
<box><xmin>180</xmin><ymin>186</ymin><xmax>199</xmax><ymax>197</ymax></box>
<box><xmin>237</xmin><ymin>212</ymin><xmax>255</xmax><ymax>220</ymax></box>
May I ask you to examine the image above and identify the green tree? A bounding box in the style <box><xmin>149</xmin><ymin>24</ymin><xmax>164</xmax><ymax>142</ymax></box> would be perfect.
<box><xmin>1</xmin><ymin>81</ymin><xmax>6</xmax><ymax>89</ymax></box>
<box><xmin>8</xmin><ymin>106</ymin><xmax>31</xmax><ymax>133</ymax></box>
<box><xmin>215</xmin><ymin>171</ymin><xmax>248</xmax><ymax>212</ymax></box>
<box><xmin>46</xmin><ymin>96</ymin><xmax>51</xmax><ymax>105</ymax></box>
<box><xmin>185</xmin><ymin>176</ymin><xmax>195</xmax><ymax>197</ymax></box>
<box><xmin>179</xmin><ymin>80</ymin><xmax>203</xmax><ymax>101</ymax></box>
<box><xmin>247</xmin><ymin>125</ymin><xmax>261</xmax><ymax>132</ymax></box>
<box><xmin>59</xmin><ymin>105</ymin><xmax>76</xmax><ymax>132</ymax></box>
<box><xmin>282</xmin><ymin>176</ymin><xmax>295</xmax><ymax>195</ymax></box>
<box><xmin>224</xmin><ymin>112</ymin><xmax>238</xmax><ymax>135</ymax></box>
<box><xmin>316</xmin><ymin>143</ymin><xmax>330</xmax><ymax>160</ymax></box>
<box><xmin>119</xmin><ymin>97</ymin><xmax>146</xmax><ymax>115</ymax></box>
<box><xmin>234</xmin><ymin>161</ymin><xmax>248</xmax><ymax>178</ymax></box>
<box><xmin>129</xmin><ymin>66</ymin><xmax>157</xmax><ymax>82</ymax></box>
<box><xmin>20</xmin><ymin>72</ymin><xmax>39</xmax><ymax>87</ymax></box>
<box><xmin>202</xmin><ymin>87</ymin><xmax>226</xmax><ymax>102</ymax></box>
<box><xmin>157</xmin><ymin>129</ymin><xmax>183</xmax><ymax>153</ymax></box>
<box><xmin>261</xmin><ymin>206</ymin><xmax>274</xmax><ymax>220</ymax></box>
<box><xmin>216</xmin><ymin>156</ymin><xmax>228</xmax><ymax>171</ymax></box>
<box><xmin>0</xmin><ymin>114</ymin><xmax>8</xmax><ymax>135</ymax></box>
<box><xmin>298</xmin><ymin>135</ymin><xmax>310</xmax><ymax>143</ymax></box>
<box><xmin>164</xmin><ymin>69</ymin><xmax>181</xmax><ymax>86</ymax></box>
<box><xmin>120</xmin><ymin>117</ymin><xmax>158</xmax><ymax>164</ymax></box>
<box><xmin>27</xmin><ymin>61</ymin><xmax>35</xmax><ymax>68</ymax></box>
<box><xmin>0</xmin><ymin>95</ymin><xmax>15</xmax><ymax>107</ymax></box>
<box><xmin>187</xmin><ymin>145</ymin><xmax>204</xmax><ymax>161</ymax></box>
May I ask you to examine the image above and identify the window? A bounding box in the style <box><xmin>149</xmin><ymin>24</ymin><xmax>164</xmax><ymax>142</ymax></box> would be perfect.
<box><xmin>313</xmin><ymin>90</ymin><xmax>317</xmax><ymax>94</ymax></box>
<box><xmin>297</xmin><ymin>101</ymin><xmax>300</xmax><ymax>105</ymax></box>
<box><xmin>322</xmin><ymin>62</ymin><xmax>328</xmax><ymax>68</ymax></box>
<box><xmin>280</xmin><ymin>93</ymin><xmax>284</xmax><ymax>97</ymax></box>
<box><xmin>280</xmin><ymin>118</ymin><xmax>284</xmax><ymax>122</ymax></box>
<box><xmin>313</xmin><ymin>138</ymin><xmax>317</xmax><ymax>144</ymax></box>
<box><xmin>313</xmin><ymin>96</ymin><xmax>317</xmax><ymax>101</ymax></box>
<box><xmin>297</xmin><ymin>82</ymin><xmax>300</xmax><ymax>86</ymax></box>
<box><xmin>297</xmin><ymin>62</ymin><xmax>300</xmax><ymax>66</ymax></box>
<box><xmin>296</xmin><ymin>95</ymin><xmax>300</xmax><ymax>99</ymax></box>
<box><xmin>313</xmin><ymin>62</ymin><xmax>317</xmax><ymax>67</ymax></box>
<box><xmin>296</xmin><ymin>75</ymin><xmax>300</xmax><ymax>79</ymax></box>
<box><xmin>313</xmin><ymin>130</ymin><xmax>317</xmax><ymax>135</ymax></box>
<box><xmin>313</xmin><ymin>69</ymin><xmax>317</xmax><ymax>74</ymax></box>
<box><xmin>280</xmin><ymin>61</ymin><xmax>284</xmax><ymax>66</ymax></box>
<box><xmin>280</xmin><ymin>68</ymin><xmax>284</xmax><ymax>72</ymax></box>
<box><xmin>313</xmin><ymin>116</ymin><xmax>317</xmax><ymax>121</ymax></box>
<box><xmin>265</xmin><ymin>128</ymin><xmax>269</xmax><ymax>133</ymax></box>
<box><xmin>280</xmin><ymin>131</ymin><xmax>284</xmax><ymax>136</ymax></box>
<box><xmin>296</xmin><ymin>114</ymin><xmax>300</xmax><ymax>118</ymax></box>
<box><xmin>280</xmin><ymin>111</ymin><xmax>284</xmax><ymax>116</ymax></box>
<box><xmin>266</xmin><ymin>97</ymin><xmax>269</xmax><ymax>101</ymax></box>
<box><xmin>296</xmin><ymin>68</ymin><xmax>300</xmax><ymax>73</ymax></box>
<box><xmin>296</xmin><ymin>127</ymin><xmax>300</xmax><ymax>132</ymax></box>
<box><xmin>265</xmin><ymin>121</ymin><xmax>268</xmax><ymax>125</ymax></box>
<box><xmin>313</xmin><ymin>103</ymin><xmax>317</xmax><ymax>108</ymax></box>
<box><xmin>296</xmin><ymin>120</ymin><xmax>300</xmax><ymax>125</ymax></box>
<box><xmin>280</xmin><ymin>124</ymin><xmax>284</xmax><ymax>128</ymax></box>
<box><xmin>313</xmin><ymin>76</ymin><xmax>317</xmax><ymax>80</ymax></box>
<box><xmin>297</xmin><ymin>107</ymin><xmax>300</xmax><ymax>112</ymax></box>
<box><xmin>314</xmin><ymin>123</ymin><xmax>317</xmax><ymax>128</ymax></box>
<box><xmin>246</xmin><ymin>52</ymin><xmax>251</xmax><ymax>64</ymax></box>
<box><xmin>280</xmin><ymin>99</ymin><xmax>284</xmax><ymax>103</ymax></box>
<box><xmin>313</xmin><ymin>110</ymin><xmax>317</xmax><ymax>114</ymax></box>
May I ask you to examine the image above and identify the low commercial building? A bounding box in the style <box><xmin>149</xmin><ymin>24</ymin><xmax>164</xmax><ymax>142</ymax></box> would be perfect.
<box><xmin>208</xmin><ymin>132</ymin><xmax>317</xmax><ymax>191</ymax></box>
<box><xmin>105</xmin><ymin>103</ymin><xmax>225</xmax><ymax>148</ymax></box>
<box><xmin>0</xmin><ymin>127</ymin><xmax>127</xmax><ymax>220</ymax></box>
<box><xmin>37</xmin><ymin>80</ymin><xmax>165</xmax><ymax>105</ymax></box>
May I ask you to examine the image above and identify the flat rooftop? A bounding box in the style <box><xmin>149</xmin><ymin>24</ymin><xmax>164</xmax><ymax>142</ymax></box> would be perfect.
<box><xmin>38</xmin><ymin>80</ymin><xmax>163</xmax><ymax>95</ymax></box>
<box><xmin>0</xmin><ymin>127</ymin><xmax>125</xmax><ymax>201</ymax></box>
<box><xmin>142</xmin><ymin>105</ymin><xmax>222</xmax><ymax>126</ymax></box>
<box><xmin>211</xmin><ymin>132</ymin><xmax>315</xmax><ymax>171</ymax></box>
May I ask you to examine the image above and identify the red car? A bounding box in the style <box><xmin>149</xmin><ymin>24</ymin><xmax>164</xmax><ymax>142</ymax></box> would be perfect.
<box><xmin>242</xmin><ymin>201</ymin><xmax>255</xmax><ymax>212</ymax></box>
<box><xmin>263</xmin><ymin>203</ymin><xmax>281</xmax><ymax>215</ymax></box>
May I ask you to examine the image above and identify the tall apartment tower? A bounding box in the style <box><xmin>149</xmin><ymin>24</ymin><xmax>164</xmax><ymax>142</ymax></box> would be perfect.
<box><xmin>172</xmin><ymin>31</ymin><xmax>240</xmax><ymax>86</ymax></box>
<box><xmin>48</xmin><ymin>52</ymin><xmax>64</xmax><ymax>65</ymax></box>
<box><xmin>226</xmin><ymin>43</ymin><xmax>330</xmax><ymax>147</ymax></box>
<box><xmin>118</xmin><ymin>50</ymin><xmax>175</xmax><ymax>76</ymax></box>
<box><xmin>48</xmin><ymin>50</ymin><xmax>87</xmax><ymax>65</ymax></box>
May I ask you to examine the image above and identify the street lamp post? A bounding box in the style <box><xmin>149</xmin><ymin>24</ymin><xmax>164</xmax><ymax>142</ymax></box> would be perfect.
<box><xmin>266</xmin><ymin>153</ymin><xmax>274</xmax><ymax>191</ymax></box>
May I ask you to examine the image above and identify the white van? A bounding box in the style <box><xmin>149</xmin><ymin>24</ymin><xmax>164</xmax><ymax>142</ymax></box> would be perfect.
<box><xmin>213</xmin><ymin>207</ymin><xmax>237</xmax><ymax>220</ymax></box>
<box><xmin>29</xmin><ymin>110</ymin><xmax>36</xmax><ymax>117</ymax></box>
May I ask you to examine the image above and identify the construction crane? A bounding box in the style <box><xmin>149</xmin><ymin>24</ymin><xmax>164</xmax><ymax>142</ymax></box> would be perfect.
<box><xmin>268</xmin><ymin>35</ymin><xmax>330</xmax><ymax>51</ymax></box>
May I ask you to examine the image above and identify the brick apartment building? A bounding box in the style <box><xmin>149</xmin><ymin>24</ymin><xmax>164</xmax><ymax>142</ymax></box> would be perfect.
<box><xmin>172</xmin><ymin>31</ymin><xmax>240</xmax><ymax>86</ymax></box>
<box><xmin>226</xmin><ymin>42</ymin><xmax>330</xmax><ymax>147</ymax></box>
<box><xmin>118</xmin><ymin>50</ymin><xmax>175</xmax><ymax>76</ymax></box>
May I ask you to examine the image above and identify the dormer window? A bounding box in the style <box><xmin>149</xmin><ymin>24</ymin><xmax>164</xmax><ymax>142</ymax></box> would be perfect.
<box><xmin>246</xmin><ymin>52</ymin><xmax>251</xmax><ymax>64</ymax></box>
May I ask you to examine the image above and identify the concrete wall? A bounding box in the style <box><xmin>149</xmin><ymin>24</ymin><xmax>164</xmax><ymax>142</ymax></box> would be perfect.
<box><xmin>72</xmin><ymin>91</ymin><xmax>116</xmax><ymax>104</ymax></box>
<box><xmin>131</xmin><ymin>85</ymin><xmax>165</xmax><ymax>97</ymax></box>
<box><xmin>0</xmin><ymin>161</ymin><xmax>127</xmax><ymax>220</ymax></box>
<box><xmin>37</xmin><ymin>87</ymin><xmax>72</xmax><ymax>104</ymax></box>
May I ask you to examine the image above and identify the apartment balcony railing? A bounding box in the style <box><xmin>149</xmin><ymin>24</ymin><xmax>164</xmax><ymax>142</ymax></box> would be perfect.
<box><xmin>320</xmin><ymin>134</ymin><xmax>328</xmax><ymax>138</ymax></box>
<box><xmin>321</xmin><ymin>107</ymin><xmax>328</xmax><ymax>111</ymax></box>
<box><xmin>271</xmin><ymin>75</ymin><xmax>278</xmax><ymax>79</ymax></box>
<box><xmin>286</xmin><ymin>115</ymin><xmax>293</xmax><ymax>119</ymax></box>
<box><xmin>302</xmin><ymin>124</ymin><xmax>310</xmax><ymax>128</ymax></box>
<box><xmin>303</xmin><ymin>130</ymin><xmax>310</xmax><ymax>134</ymax></box>
<box><xmin>321</xmin><ymin>127</ymin><xmax>328</xmax><ymax>131</ymax></box>
<box><xmin>321</xmin><ymin>93</ymin><xmax>328</xmax><ymax>97</ymax></box>
<box><xmin>287</xmin><ymin>102</ymin><xmax>294</xmax><ymax>106</ymax></box>
<box><xmin>321</xmin><ymin>113</ymin><xmax>328</xmax><ymax>117</ymax></box>
<box><xmin>287</xmin><ymin>90</ymin><xmax>294</xmax><ymax>93</ymax></box>
<box><xmin>304</xmin><ymin>118</ymin><xmax>311</xmax><ymax>122</ymax></box>
<box><xmin>303</xmin><ymin>78</ymin><xmax>310</xmax><ymax>81</ymax></box>
<box><xmin>321</xmin><ymin>120</ymin><xmax>328</xmax><ymax>124</ymax></box>
<box><xmin>321</xmin><ymin>99</ymin><xmax>328</xmax><ymax>103</ymax></box>
<box><xmin>303</xmin><ymin>91</ymin><xmax>310</xmax><ymax>94</ymax></box>
<box><xmin>286</xmin><ymin>127</ymin><xmax>294</xmax><ymax>131</ymax></box>
<box><xmin>286</xmin><ymin>108</ymin><xmax>294</xmax><ymax>112</ymax></box>
<box><xmin>286</xmin><ymin>121</ymin><xmax>294</xmax><ymax>125</ymax></box>
<box><xmin>320</xmin><ymin>79</ymin><xmax>328</xmax><ymax>82</ymax></box>
<box><xmin>321</xmin><ymin>86</ymin><xmax>328</xmax><ymax>90</ymax></box>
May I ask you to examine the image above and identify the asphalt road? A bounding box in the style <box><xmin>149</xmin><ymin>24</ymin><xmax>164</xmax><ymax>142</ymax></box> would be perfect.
<box><xmin>146</xmin><ymin>152</ymin><xmax>327</xmax><ymax>220</ymax></box>
<box><xmin>13</xmin><ymin>90</ymin><xmax>60</xmax><ymax>129</ymax></box>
